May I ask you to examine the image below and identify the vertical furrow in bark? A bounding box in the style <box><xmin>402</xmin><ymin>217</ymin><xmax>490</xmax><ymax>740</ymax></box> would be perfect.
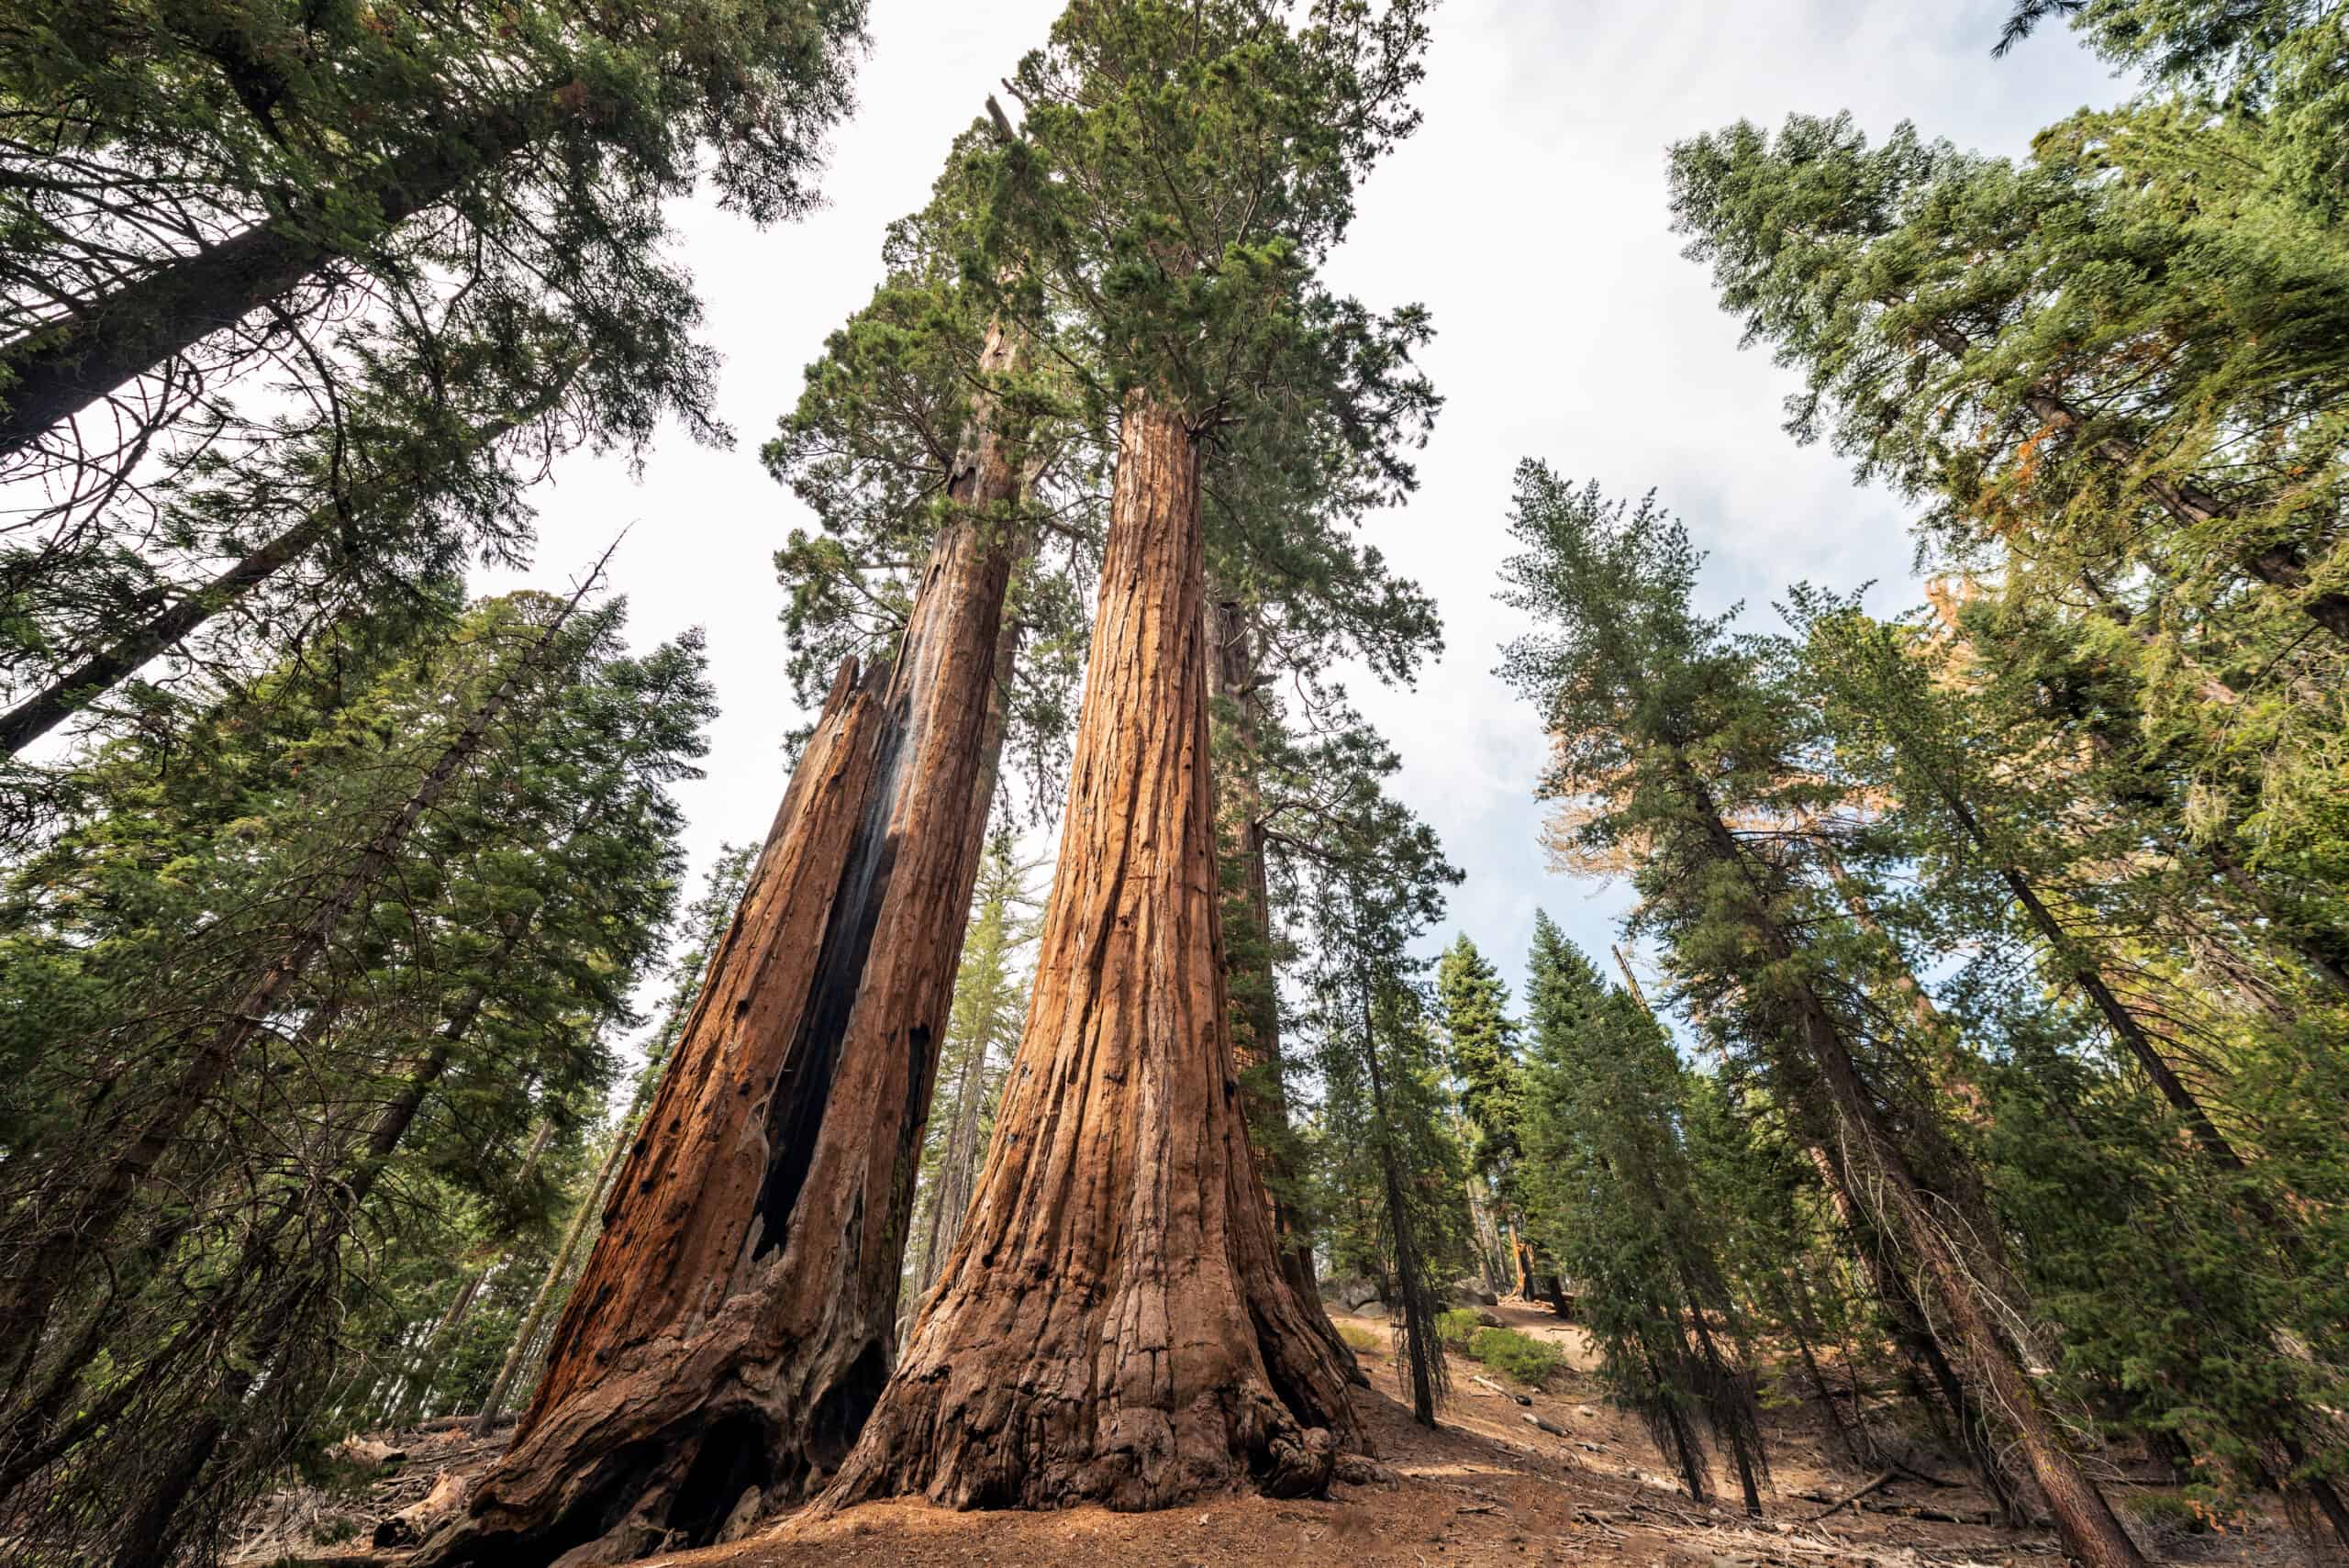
<box><xmin>823</xmin><ymin>391</ymin><xmax>1357</xmax><ymax>1518</ymax></box>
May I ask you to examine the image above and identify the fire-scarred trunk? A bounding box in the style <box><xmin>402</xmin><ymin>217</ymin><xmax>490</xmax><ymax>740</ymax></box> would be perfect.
<box><xmin>822</xmin><ymin>390</ymin><xmax>1360</xmax><ymax>1515</ymax></box>
<box><xmin>415</xmin><ymin>329</ymin><xmax>1029</xmax><ymax>1568</ymax></box>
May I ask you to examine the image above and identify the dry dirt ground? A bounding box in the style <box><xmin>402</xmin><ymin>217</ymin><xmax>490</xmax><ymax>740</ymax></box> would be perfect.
<box><xmin>239</xmin><ymin>1303</ymin><xmax>2319</xmax><ymax>1568</ymax></box>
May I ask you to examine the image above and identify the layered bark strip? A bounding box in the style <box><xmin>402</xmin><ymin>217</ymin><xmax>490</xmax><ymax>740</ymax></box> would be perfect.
<box><xmin>416</xmin><ymin>409</ymin><xmax>1025</xmax><ymax>1567</ymax></box>
<box><xmin>825</xmin><ymin>393</ymin><xmax>1361</xmax><ymax>1515</ymax></box>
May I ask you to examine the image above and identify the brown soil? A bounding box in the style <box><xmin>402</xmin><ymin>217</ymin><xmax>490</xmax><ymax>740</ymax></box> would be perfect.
<box><xmin>241</xmin><ymin>1303</ymin><xmax>2317</xmax><ymax>1568</ymax></box>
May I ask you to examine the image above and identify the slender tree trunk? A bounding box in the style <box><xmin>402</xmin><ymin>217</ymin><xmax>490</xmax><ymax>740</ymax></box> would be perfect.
<box><xmin>1358</xmin><ymin>970</ymin><xmax>1442</xmax><ymax>1429</ymax></box>
<box><xmin>914</xmin><ymin>1021</ymin><xmax>991</xmax><ymax>1297</ymax></box>
<box><xmin>471</xmin><ymin>1121</ymin><xmax>632</xmax><ymax>1440</ymax></box>
<box><xmin>1209</xmin><ymin>594</ymin><xmax>1332</xmax><ymax>1317</ymax></box>
<box><xmin>0</xmin><ymin>107</ymin><xmax>544</xmax><ymax>458</ymax></box>
<box><xmin>0</xmin><ymin>574</ymin><xmax>592</xmax><ymax>1387</ymax></box>
<box><xmin>417</xmin><ymin>328</ymin><xmax>1030</xmax><ymax>1568</ymax></box>
<box><xmin>1464</xmin><ymin>1157</ymin><xmax>1508</xmax><ymax>1297</ymax></box>
<box><xmin>395</xmin><ymin>1267</ymin><xmax>490</xmax><ymax>1427</ymax></box>
<box><xmin>1779</xmin><ymin>1280</ymin><xmax>1868</xmax><ymax>1471</ymax></box>
<box><xmin>0</xmin><ymin>381</ymin><xmax>569</xmax><ymax>756</ymax></box>
<box><xmin>1936</xmin><ymin>784</ymin><xmax>2261</xmax><ymax>1183</ymax></box>
<box><xmin>822</xmin><ymin>390</ymin><xmax>1359</xmax><ymax>1516</ymax></box>
<box><xmin>1681</xmin><ymin>766</ymin><xmax>2143</xmax><ymax>1568</ymax></box>
<box><xmin>1647</xmin><ymin>1346</ymin><xmax>1709</xmax><ymax>1504</ymax></box>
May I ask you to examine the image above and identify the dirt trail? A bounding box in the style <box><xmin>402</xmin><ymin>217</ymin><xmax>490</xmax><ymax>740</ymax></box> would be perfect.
<box><xmin>239</xmin><ymin>1300</ymin><xmax>2309</xmax><ymax>1568</ymax></box>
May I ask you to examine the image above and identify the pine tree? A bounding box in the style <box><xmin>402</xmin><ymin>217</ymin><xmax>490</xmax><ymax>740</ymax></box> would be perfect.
<box><xmin>1433</xmin><ymin>935</ymin><xmax>1519</xmax><ymax>1296</ymax></box>
<box><xmin>1498</xmin><ymin>464</ymin><xmax>2147</xmax><ymax>1568</ymax></box>
<box><xmin>0</xmin><ymin>587</ymin><xmax>707</xmax><ymax>1563</ymax></box>
<box><xmin>904</xmin><ymin>828</ymin><xmax>1041</xmax><ymax>1307</ymax></box>
<box><xmin>1518</xmin><ymin>916</ymin><xmax>1767</xmax><ymax>1514</ymax></box>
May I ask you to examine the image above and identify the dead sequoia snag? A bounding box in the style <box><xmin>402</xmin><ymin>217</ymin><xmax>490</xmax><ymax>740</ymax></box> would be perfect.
<box><xmin>415</xmin><ymin>355</ymin><xmax>1028</xmax><ymax>1568</ymax></box>
<box><xmin>823</xmin><ymin>392</ymin><xmax>1361</xmax><ymax>1514</ymax></box>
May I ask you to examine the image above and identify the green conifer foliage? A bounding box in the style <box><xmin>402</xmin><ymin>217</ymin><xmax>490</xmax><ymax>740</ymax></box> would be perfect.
<box><xmin>0</xmin><ymin>592</ymin><xmax>708</xmax><ymax>1562</ymax></box>
<box><xmin>1518</xmin><ymin>915</ymin><xmax>1768</xmax><ymax>1514</ymax></box>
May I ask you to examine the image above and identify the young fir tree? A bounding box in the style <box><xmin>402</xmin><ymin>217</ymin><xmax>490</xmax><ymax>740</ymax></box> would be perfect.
<box><xmin>1307</xmin><ymin>970</ymin><xmax>1464</xmax><ymax>1428</ymax></box>
<box><xmin>1286</xmin><ymin>736</ymin><xmax>1464</xmax><ymax>1427</ymax></box>
<box><xmin>1433</xmin><ymin>935</ymin><xmax>1519</xmax><ymax>1296</ymax></box>
<box><xmin>1517</xmin><ymin>915</ymin><xmax>1768</xmax><ymax>1514</ymax></box>
<box><xmin>902</xmin><ymin>828</ymin><xmax>1043</xmax><ymax>1311</ymax></box>
<box><xmin>1497</xmin><ymin>464</ymin><xmax>2148</xmax><ymax>1568</ymax></box>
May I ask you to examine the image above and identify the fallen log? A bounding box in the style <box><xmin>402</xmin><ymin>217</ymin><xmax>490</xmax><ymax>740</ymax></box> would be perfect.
<box><xmin>1473</xmin><ymin>1373</ymin><xmax>1531</xmax><ymax>1407</ymax></box>
<box><xmin>1809</xmin><ymin>1469</ymin><xmax>1895</xmax><ymax>1521</ymax></box>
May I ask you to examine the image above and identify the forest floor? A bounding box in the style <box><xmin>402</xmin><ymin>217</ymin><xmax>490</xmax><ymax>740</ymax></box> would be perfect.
<box><xmin>239</xmin><ymin>1302</ymin><xmax>2314</xmax><ymax>1568</ymax></box>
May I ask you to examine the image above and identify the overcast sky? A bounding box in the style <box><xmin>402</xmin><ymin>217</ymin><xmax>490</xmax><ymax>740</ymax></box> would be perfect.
<box><xmin>484</xmin><ymin>1</ymin><xmax>2123</xmax><ymax>1019</ymax></box>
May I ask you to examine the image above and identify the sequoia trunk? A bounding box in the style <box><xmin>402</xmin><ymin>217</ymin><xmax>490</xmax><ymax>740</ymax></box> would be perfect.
<box><xmin>415</xmin><ymin>330</ymin><xmax>1028</xmax><ymax>1567</ymax></box>
<box><xmin>822</xmin><ymin>391</ymin><xmax>1359</xmax><ymax>1514</ymax></box>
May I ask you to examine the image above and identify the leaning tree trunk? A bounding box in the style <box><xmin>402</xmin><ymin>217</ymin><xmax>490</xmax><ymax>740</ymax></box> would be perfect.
<box><xmin>823</xmin><ymin>390</ymin><xmax>1360</xmax><ymax>1516</ymax></box>
<box><xmin>0</xmin><ymin>373</ymin><xmax>573</xmax><ymax>756</ymax></box>
<box><xmin>415</xmin><ymin>332</ymin><xmax>1029</xmax><ymax>1568</ymax></box>
<box><xmin>1681</xmin><ymin>766</ymin><xmax>2145</xmax><ymax>1568</ymax></box>
<box><xmin>0</xmin><ymin>106</ymin><xmax>545</xmax><ymax>459</ymax></box>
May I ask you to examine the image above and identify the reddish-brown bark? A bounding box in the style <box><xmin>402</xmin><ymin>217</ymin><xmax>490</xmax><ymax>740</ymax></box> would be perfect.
<box><xmin>822</xmin><ymin>391</ymin><xmax>1360</xmax><ymax>1515</ymax></box>
<box><xmin>414</xmin><ymin>337</ymin><xmax>1028</xmax><ymax>1568</ymax></box>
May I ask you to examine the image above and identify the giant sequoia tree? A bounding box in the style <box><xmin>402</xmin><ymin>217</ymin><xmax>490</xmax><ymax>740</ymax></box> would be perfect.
<box><xmin>417</xmin><ymin>339</ymin><xmax>1035</xmax><ymax>1562</ymax></box>
<box><xmin>821</xmin><ymin>0</ymin><xmax>1437</xmax><ymax>1511</ymax></box>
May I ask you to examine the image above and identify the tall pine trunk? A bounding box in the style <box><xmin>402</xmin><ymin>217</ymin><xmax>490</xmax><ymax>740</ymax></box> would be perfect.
<box><xmin>0</xmin><ymin>111</ymin><xmax>541</xmax><ymax>458</ymax></box>
<box><xmin>1680</xmin><ymin>766</ymin><xmax>2144</xmax><ymax>1568</ymax></box>
<box><xmin>823</xmin><ymin>390</ymin><xmax>1358</xmax><ymax>1514</ymax></box>
<box><xmin>415</xmin><ymin>329</ymin><xmax>1028</xmax><ymax>1567</ymax></box>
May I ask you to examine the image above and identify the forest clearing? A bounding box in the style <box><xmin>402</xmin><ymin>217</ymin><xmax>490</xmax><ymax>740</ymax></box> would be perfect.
<box><xmin>4</xmin><ymin>0</ymin><xmax>2347</xmax><ymax>1565</ymax></box>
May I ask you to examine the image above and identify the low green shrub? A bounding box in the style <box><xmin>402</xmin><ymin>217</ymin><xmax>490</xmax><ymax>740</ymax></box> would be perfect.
<box><xmin>1436</xmin><ymin>1308</ymin><xmax>1482</xmax><ymax>1348</ymax></box>
<box><xmin>1336</xmin><ymin>1321</ymin><xmax>1382</xmax><ymax>1353</ymax></box>
<box><xmin>1466</xmin><ymin>1326</ymin><xmax>1565</xmax><ymax>1386</ymax></box>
